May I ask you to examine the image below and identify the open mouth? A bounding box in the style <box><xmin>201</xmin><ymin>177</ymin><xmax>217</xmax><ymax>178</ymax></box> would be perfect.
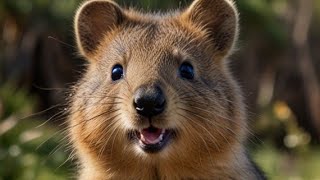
<box><xmin>131</xmin><ymin>126</ymin><xmax>174</xmax><ymax>153</ymax></box>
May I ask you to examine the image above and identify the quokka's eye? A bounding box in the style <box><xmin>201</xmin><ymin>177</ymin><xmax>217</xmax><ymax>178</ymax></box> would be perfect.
<box><xmin>179</xmin><ymin>62</ymin><xmax>194</xmax><ymax>80</ymax></box>
<box><xmin>111</xmin><ymin>64</ymin><xmax>124</xmax><ymax>81</ymax></box>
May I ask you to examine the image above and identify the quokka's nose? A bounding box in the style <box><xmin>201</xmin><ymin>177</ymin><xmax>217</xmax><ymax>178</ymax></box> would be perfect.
<box><xmin>133</xmin><ymin>85</ymin><xmax>166</xmax><ymax>117</ymax></box>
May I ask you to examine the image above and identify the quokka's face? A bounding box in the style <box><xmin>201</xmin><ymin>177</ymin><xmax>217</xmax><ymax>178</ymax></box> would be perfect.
<box><xmin>71</xmin><ymin>0</ymin><xmax>245</xmax><ymax>162</ymax></box>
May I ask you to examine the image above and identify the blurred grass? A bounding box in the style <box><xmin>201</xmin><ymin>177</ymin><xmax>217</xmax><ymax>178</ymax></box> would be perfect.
<box><xmin>251</xmin><ymin>100</ymin><xmax>320</xmax><ymax>179</ymax></box>
<box><xmin>0</xmin><ymin>85</ymin><xmax>72</xmax><ymax>180</ymax></box>
<box><xmin>0</xmin><ymin>119</ymin><xmax>72</xmax><ymax>180</ymax></box>
<box><xmin>252</xmin><ymin>143</ymin><xmax>320</xmax><ymax>180</ymax></box>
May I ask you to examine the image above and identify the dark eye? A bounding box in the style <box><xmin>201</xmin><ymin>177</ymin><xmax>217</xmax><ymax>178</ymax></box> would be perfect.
<box><xmin>179</xmin><ymin>62</ymin><xmax>194</xmax><ymax>80</ymax></box>
<box><xmin>111</xmin><ymin>64</ymin><xmax>124</xmax><ymax>81</ymax></box>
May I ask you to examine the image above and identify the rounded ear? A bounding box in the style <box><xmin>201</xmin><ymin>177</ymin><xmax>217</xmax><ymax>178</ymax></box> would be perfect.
<box><xmin>74</xmin><ymin>0</ymin><xmax>124</xmax><ymax>58</ymax></box>
<box><xmin>182</xmin><ymin>0</ymin><xmax>239</xmax><ymax>57</ymax></box>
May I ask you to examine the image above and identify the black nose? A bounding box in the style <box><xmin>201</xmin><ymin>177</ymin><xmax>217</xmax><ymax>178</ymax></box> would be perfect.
<box><xmin>134</xmin><ymin>85</ymin><xmax>166</xmax><ymax>117</ymax></box>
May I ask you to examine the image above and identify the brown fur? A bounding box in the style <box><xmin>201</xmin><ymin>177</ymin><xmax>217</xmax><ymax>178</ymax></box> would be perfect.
<box><xmin>69</xmin><ymin>0</ymin><xmax>265</xmax><ymax>179</ymax></box>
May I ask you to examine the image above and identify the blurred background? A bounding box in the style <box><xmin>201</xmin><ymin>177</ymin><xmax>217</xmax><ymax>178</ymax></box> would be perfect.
<box><xmin>0</xmin><ymin>0</ymin><xmax>319</xmax><ymax>179</ymax></box>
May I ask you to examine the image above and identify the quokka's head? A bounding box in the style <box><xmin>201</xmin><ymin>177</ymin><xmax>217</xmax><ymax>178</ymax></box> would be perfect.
<box><xmin>70</xmin><ymin>0</ymin><xmax>246</xmax><ymax>167</ymax></box>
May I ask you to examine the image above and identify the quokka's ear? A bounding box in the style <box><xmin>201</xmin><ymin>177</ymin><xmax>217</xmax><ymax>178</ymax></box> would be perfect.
<box><xmin>74</xmin><ymin>0</ymin><xmax>124</xmax><ymax>58</ymax></box>
<box><xmin>182</xmin><ymin>0</ymin><xmax>239</xmax><ymax>57</ymax></box>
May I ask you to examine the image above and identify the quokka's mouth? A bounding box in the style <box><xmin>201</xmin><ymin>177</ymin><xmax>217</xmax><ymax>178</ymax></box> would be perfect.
<box><xmin>130</xmin><ymin>126</ymin><xmax>174</xmax><ymax>153</ymax></box>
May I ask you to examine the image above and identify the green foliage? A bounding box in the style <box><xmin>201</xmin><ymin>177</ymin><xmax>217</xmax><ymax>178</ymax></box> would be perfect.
<box><xmin>1</xmin><ymin>0</ymin><xmax>81</xmax><ymax>32</ymax></box>
<box><xmin>315</xmin><ymin>0</ymin><xmax>320</xmax><ymax>24</ymax></box>
<box><xmin>0</xmin><ymin>120</ymin><xmax>71</xmax><ymax>180</ymax></box>
<box><xmin>237</xmin><ymin>0</ymin><xmax>288</xmax><ymax>48</ymax></box>
<box><xmin>0</xmin><ymin>85</ymin><xmax>72</xmax><ymax>180</ymax></box>
<box><xmin>0</xmin><ymin>84</ymin><xmax>35</xmax><ymax>119</ymax></box>
<box><xmin>252</xmin><ymin>143</ymin><xmax>320</xmax><ymax>179</ymax></box>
